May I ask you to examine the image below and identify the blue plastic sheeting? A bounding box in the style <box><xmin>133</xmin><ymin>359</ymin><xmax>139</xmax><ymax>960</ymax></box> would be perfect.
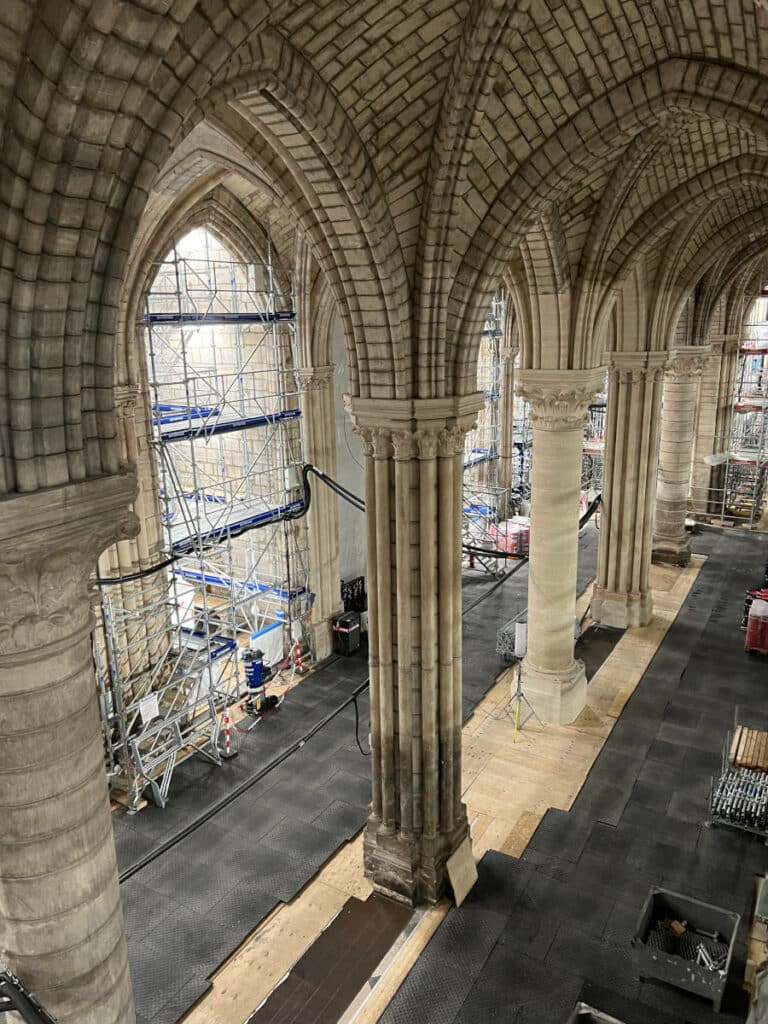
<box><xmin>173</xmin><ymin>565</ymin><xmax>306</xmax><ymax>601</ymax></box>
<box><xmin>144</xmin><ymin>310</ymin><xmax>296</xmax><ymax>325</ymax></box>
<box><xmin>161</xmin><ymin>408</ymin><xmax>301</xmax><ymax>443</ymax></box>
<box><xmin>463</xmin><ymin>503</ymin><xmax>496</xmax><ymax>517</ymax></box>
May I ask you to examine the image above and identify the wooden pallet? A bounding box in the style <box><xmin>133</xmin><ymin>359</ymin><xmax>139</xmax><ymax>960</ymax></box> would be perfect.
<box><xmin>729</xmin><ymin>726</ymin><xmax>768</xmax><ymax>770</ymax></box>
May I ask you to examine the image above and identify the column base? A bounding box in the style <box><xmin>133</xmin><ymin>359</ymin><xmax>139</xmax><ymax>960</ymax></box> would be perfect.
<box><xmin>651</xmin><ymin>536</ymin><xmax>691</xmax><ymax>567</ymax></box>
<box><xmin>308</xmin><ymin>619</ymin><xmax>335</xmax><ymax>663</ymax></box>
<box><xmin>363</xmin><ymin>812</ymin><xmax>470</xmax><ymax>906</ymax></box>
<box><xmin>519</xmin><ymin>658</ymin><xmax>587</xmax><ymax>725</ymax></box>
<box><xmin>592</xmin><ymin>586</ymin><xmax>653</xmax><ymax>629</ymax></box>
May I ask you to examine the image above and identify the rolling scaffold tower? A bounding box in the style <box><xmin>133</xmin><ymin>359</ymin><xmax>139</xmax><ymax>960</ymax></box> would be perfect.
<box><xmin>720</xmin><ymin>306</ymin><xmax>768</xmax><ymax>524</ymax></box>
<box><xmin>96</xmin><ymin>229</ymin><xmax>310</xmax><ymax>811</ymax></box>
<box><xmin>462</xmin><ymin>298</ymin><xmax>605</xmax><ymax>574</ymax></box>
<box><xmin>462</xmin><ymin>296</ymin><xmax>533</xmax><ymax>571</ymax></box>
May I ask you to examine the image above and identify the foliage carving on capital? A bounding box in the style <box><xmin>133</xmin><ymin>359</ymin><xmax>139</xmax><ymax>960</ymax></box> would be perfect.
<box><xmin>0</xmin><ymin>509</ymin><xmax>139</xmax><ymax>656</ymax></box>
<box><xmin>391</xmin><ymin>430</ymin><xmax>418</xmax><ymax>461</ymax></box>
<box><xmin>517</xmin><ymin>381</ymin><xmax>597</xmax><ymax>430</ymax></box>
<box><xmin>416</xmin><ymin>429</ymin><xmax>440</xmax><ymax>460</ymax></box>
<box><xmin>438</xmin><ymin>425</ymin><xmax>467</xmax><ymax>457</ymax></box>
<box><xmin>665</xmin><ymin>351</ymin><xmax>708</xmax><ymax>380</ymax></box>
<box><xmin>297</xmin><ymin>366</ymin><xmax>334</xmax><ymax>393</ymax></box>
<box><xmin>370</xmin><ymin>427</ymin><xmax>393</xmax><ymax>460</ymax></box>
<box><xmin>353</xmin><ymin>425</ymin><xmax>374</xmax><ymax>457</ymax></box>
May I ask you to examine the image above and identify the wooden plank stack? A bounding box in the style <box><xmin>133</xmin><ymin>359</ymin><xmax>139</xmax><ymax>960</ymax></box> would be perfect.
<box><xmin>729</xmin><ymin>726</ymin><xmax>768</xmax><ymax>771</ymax></box>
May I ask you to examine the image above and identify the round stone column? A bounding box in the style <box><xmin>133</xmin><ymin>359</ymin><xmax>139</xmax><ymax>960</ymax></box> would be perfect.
<box><xmin>652</xmin><ymin>348</ymin><xmax>708</xmax><ymax>566</ymax></box>
<box><xmin>349</xmin><ymin>395</ymin><xmax>482</xmax><ymax>905</ymax></box>
<box><xmin>0</xmin><ymin>472</ymin><xmax>138</xmax><ymax>1024</ymax></box>
<box><xmin>517</xmin><ymin>369</ymin><xmax>604</xmax><ymax>724</ymax></box>
<box><xmin>592</xmin><ymin>353</ymin><xmax>665</xmax><ymax>629</ymax></box>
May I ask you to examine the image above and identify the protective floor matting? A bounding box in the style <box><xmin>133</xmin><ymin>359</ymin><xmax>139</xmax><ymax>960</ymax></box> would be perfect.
<box><xmin>248</xmin><ymin>894</ymin><xmax>412</xmax><ymax>1024</ymax></box>
<box><xmin>122</xmin><ymin>528</ymin><xmax>600</xmax><ymax>1023</ymax></box>
<box><xmin>382</xmin><ymin>528</ymin><xmax>768</xmax><ymax>1024</ymax></box>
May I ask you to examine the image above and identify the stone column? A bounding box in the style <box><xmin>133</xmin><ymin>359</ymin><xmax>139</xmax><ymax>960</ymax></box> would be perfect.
<box><xmin>517</xmin><ymin>369</ymin><xmax>604</xmax><ymax>724</ymax></box>
<box><xmin>592</xmin><ymin>353</ymin><xmax>666</xmax><ymax>628</ymax></box>
<box><xmin>0</xmin><ymin>472</ymin><xmax>138</xmax><ymax>1024</ymax></box>
<box><xmin>298</xmin><ymin>366</ymin><xmax>342</xmax><ymax>661</ymax></box>
<box><xmin>496</xmin><ymin>325</ymin><xmax>520</xmax><ymax>507</ymax></box>
<box><xmin>349</xmin><ymin>395</ymin><xmax>482</xmax><ymax>905</ymax></box>
<box><xmin>652</xmin><ymin>347</ymin><xmax>708</xmax><ymax>566</ymax></box>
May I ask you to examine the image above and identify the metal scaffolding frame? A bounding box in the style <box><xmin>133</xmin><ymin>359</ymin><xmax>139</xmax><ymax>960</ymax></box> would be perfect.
<box><xmin>462</xmin><ymin>298</ymin><xmax>605</xmax><ymax>573</ymax></box>
<box><xmin>719</xmin><ymin>331</ymin><xmax>768</xmax><ymax>524</ymax></box>
<box><xmin>96</xmin><ymin>229</ymin><xmax>310</xmax><ymax>811</ymax></box>
<box><xmin>463</xmin><ymin>297</ymin><xmax>532</xmax><ymax>567</ymax></box>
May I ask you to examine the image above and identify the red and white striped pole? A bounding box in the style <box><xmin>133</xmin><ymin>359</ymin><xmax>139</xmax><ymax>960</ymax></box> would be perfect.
<box><xmin>221</xmin><ymin>712</ymin><xmax>238</xmax><ymax>758</ymax></box>
<box><xmin>293</xmin><ymin>640</ymin><xmax>307</xmax><ymax>675</ymax></box>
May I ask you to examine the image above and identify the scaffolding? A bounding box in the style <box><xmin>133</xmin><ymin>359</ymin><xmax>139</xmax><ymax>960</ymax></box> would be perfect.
<box><xmin>582</xmin><ymin>401</ymin><xmax>606</xmax><ymax>497</ymax></box>
<box><xmin>720</xmin><ymin>329</ymin><xmax>768</xmax><ymax>524</ymax></box>
<box><xmin>463</xmin><ymin>297</ymin><xmax>532</xmax><ymax>567</ymax></box>
<box><xmin>96</xmin><ymin>229</ymin><xmax>309</xmax><ymax>810</ymax></box>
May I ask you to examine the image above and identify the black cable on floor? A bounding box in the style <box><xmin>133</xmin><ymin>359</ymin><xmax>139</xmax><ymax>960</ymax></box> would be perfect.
<box><xmin>353</xmin><ymin>694</ymin><xmax>371</xmax><ymax>756</ymax></box>
<box><xmin>462</xmin><ymin>556</ymin><xmax>529</xmax><ymax>617</ymax></box>
<box><xmin>118</xmin><ymin>675</ymin><xmax>370</xmax><ymax>884</ymax></box>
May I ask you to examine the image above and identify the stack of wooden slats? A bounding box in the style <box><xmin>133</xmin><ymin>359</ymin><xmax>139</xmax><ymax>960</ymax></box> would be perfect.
<box><xmin>729</xmin><ymin>726</ymin><xmax>768</xmax><ymax>771</ymax></box>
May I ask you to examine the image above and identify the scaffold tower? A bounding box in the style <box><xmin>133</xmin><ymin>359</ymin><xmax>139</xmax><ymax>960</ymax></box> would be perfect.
<box><xmin>96</xmin><ymin>229</ymin><xmax>310</xmax><ymax>810</ymax></box>
<box><xmin>720</xmin><ymin>299</ymin><xmax>768</xmax><ymax>524</ymax></box>
<box><xmin>462</xmin><ymin>296</ymin><xmax>532</xmax><ymax>571</ymax></box>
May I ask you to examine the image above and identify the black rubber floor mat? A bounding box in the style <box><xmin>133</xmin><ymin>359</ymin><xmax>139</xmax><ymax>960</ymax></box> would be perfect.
<box><xmin>377</xmin><ymin>529</ymin><xmax>766</xmax><ymax>1024</ymax></box>
<box><xmin>248</xmin><ymin>893</ymin><xmax>412</xmax><ymax>1024</ymax></box>
<box><xmin>576</xmin><ymin>623</ymin><xmax>625</xmax><ymax>680</ymax></box>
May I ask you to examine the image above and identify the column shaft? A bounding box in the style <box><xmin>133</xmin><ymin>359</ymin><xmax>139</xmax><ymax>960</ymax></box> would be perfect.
<box><xmin>350</xmin><ymin>396</ymin><xmax>481</xmax><ymax>905</ymax></box>
<box><xmin>653</xmin><ymin>348</ymin><xmax>707</xmax><ymax>566</ymax></box>
<box><xmin>0</xmin><ymin>473</ymin><xmax>138</xmax><ymax>1024</ymax></box>
<box><xmin>517</xmin><ymin>369</ymin><xmax>604</xmax><ymax>724</ymax></box>
<box><xmin>299</xmin><ymin>366</ymin><xmax>342</xmax><ymax>661</ymax></box>
<box><xmin>592</xmin><ymin>355</ymin><xmax>665</xmax><ymax>628</ymax></box>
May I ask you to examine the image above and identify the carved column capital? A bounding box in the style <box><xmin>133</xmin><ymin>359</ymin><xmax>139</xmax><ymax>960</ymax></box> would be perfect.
<box><xmin>391</xmin><ymin>430</ymin><xmax>418</xmax><ymax>461</ymax></box>
<box><xmin>608</xmin><ymin>351</ymin><xmax>667</xmax><ymax>386</ymax></box>
<box><xmin>416</xmin><ymin>430</ymin><xmax>440</xmax><ymax>460</ymax></box>
<box><xmin>665</xmin><ymin>346</ymin><xmax>710</xmax><ymax>380</ymax></box>
<box><xmin>297</xmin><ymin>364</ymin><xmax>335</xmax><ymax>393</ymax></box>
<box><xmin>347</xmin><ymin>394</ymin><xmax>484</xmax><ymax>454</ymax></box>
<box><xmin>0</xmin><ymin>472</ymin><xmax>139</xmax><ymax>655</ymax></box>
<box><xmin>517</xmin><ymin>368</ymin><xmax>605</xmax><ymax>430</ymax></box>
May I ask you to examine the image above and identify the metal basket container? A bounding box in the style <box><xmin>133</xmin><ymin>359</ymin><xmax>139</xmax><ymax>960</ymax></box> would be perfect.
<box><xmin>632</xmin><ymin>887</ymin><xmax>740</xmax><ymax>1012</ymax></box>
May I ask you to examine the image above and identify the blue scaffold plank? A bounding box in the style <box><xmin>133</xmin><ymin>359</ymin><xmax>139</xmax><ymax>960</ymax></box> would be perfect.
<box><xmin>177</xmin><ymin>631</ymin><xmax>237</xmax><ymax>660</ymax></box>
<box><xmin>171</xmin><ymin>499</ymin><xmax>305</xmax><ymax>554</ymax></box>
<box><xmin>174</xmin><ymin>567</ymin><xmax>306</xmax><ymax>601</ymax></box>
<box><xmin>144</xmin><ymin>310</ymin><xmax>296</xmax><ymax>325</ymax></box>
<box><xmin>160</xmin><ymin>408</ymin><xmax>301</xmax><ymax>442</ymax></box>
<box><xmin>464</xmin><ymin>448</ymin><xmax>498</xmax><ymax>469</ymax></box>
<box><xmin>152</xmin><ymin>403</ymin><xmax>220</xmax><ymax>425</ymax></box>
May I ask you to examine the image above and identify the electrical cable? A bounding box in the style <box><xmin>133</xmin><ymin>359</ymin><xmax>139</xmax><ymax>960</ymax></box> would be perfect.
<box><xmin>119</xmin><ymin>675</ymin><xmax>370</xmax><ymax>884</ymax></box>
<box><xmin>353</xmin><ymin>694</ymin><xmax>371</xmax><ymax>756</ymax></box>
